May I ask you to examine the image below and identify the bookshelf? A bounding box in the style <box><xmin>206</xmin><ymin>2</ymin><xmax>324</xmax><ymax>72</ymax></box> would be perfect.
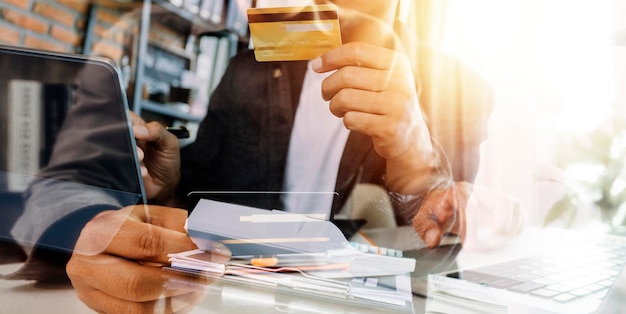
<box><xmin>130</xmin><ymin>0</ymin><xmax>251</xmax><ymax>127</ymax></box>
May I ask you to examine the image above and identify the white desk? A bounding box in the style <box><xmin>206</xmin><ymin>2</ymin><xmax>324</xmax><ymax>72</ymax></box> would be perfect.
<box><xmin>2</xmin><ymin>227</ymin><xmax>594</xmax><ymax>313</ymax></box>
<box><xmin>0</xmin><ymin>226</ymin><xmax>429</xmax><ymax>313</ymax></box>
<box><xmin>0</xmin><ymin>263</ymin><xmax>427</xmax><ymax>313</ymax></box>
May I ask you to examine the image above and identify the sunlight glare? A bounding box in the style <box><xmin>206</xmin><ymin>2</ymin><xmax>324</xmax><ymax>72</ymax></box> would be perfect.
<box><xmin>442</xmin><ymin>0</ymin><xmax>615</xmax><ymax>133</ymax></box>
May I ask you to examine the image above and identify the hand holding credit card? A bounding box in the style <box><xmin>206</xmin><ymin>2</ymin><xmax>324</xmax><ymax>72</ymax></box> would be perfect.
<box><xmin>247</xmin><ymin>4</ymin><xmax>342</xmax><ymax>62</ymax></box>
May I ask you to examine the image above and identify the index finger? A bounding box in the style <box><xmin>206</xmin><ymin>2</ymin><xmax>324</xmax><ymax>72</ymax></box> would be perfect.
<box><xmin>312</xmin><ymin>42</ymin><xmax>397</xmax><ymax>72</ymax></box>
<box><xmin>75</xmin><ymin>206</ymin><xmax>198</xmax><ymax>264</ymax></box>
<box><xmin>109</xmin><ymin>217</ymin><xmax>198</xmax><ymax>264</ymax></box>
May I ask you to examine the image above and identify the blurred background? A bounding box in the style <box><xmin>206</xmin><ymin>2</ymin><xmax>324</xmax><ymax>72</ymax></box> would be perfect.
<box><xmin>423</xmin><ymin>0</ymin><xmax>626</xmax><ymax>232</ymax></box>
<box><xmin>1</xmin><ymin>0</ymin><xmax>625</xmax><ymax>235</ymax></box>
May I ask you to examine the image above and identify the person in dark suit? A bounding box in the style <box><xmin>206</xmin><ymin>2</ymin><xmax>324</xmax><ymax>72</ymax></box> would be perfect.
<box><xmin>62</xmin><ymin>0</ymin><xmax>493</xmax><ymax>312</ymax></box>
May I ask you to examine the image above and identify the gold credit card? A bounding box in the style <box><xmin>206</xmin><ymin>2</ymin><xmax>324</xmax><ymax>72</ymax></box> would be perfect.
<box><xmin>247</xmin><ymin>4</ymin><xmax>342</xmax><ymax>62</ymax></box>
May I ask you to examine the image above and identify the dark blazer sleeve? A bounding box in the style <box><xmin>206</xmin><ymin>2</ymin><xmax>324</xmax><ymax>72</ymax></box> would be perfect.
<box><xmin>385</xmin><ymin>42</ymin><xmax>494</xmax><ymax>225</ymax></box>
<box><xmin>7</xmin><ymin>61</ymin><xmax>144</xmax><ymax>282</ymax></box>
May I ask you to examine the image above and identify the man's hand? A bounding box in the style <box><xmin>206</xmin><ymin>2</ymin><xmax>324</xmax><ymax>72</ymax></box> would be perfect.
<box><xmin>130</xmin><ymin>112</ymin><xmax>181</xmax><ymax>206</ymax></box>
<box><xmin>412</xmin><ymin>181</ymin><xmax>472</xmax><ymax>247</ymax></box>
<box><xmin>66</xmin><ymin>205</ymin><xmax>231</xmax><ymax>313</ymax></box>
<box><xmin>313</xmin><ymin>42</ymin><xmax>465</xmax><ymax>246</ymax></box>
<box><xmin>312</xmin><ymin>42</ymin><xmax>435</xmax><ymax>195</ymax></box>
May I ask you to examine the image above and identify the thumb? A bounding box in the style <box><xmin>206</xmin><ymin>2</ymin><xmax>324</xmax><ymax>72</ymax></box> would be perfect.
<box><xmin>412</xmin><ymin>183</ymin><xmax>469</xmax><ymax>247</ymax></box>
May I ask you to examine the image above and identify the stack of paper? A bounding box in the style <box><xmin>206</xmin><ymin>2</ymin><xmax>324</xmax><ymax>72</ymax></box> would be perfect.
<box><xmin>165</xmin><ymin>198</ymin><xmax>416</xmax><ymax>311</ymax></box>
<box><xmin>167</xmin><ymin>249</ymin><xmax>414</xmax><ymax>311</ymax></box>
<box><xmin>168</xmin><ymin>247</ymin><xmax>415</xmax><ymax>278</ymax></box>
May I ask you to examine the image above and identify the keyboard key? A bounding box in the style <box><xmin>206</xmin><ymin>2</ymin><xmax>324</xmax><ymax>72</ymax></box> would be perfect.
<box><xmin>358</xmin><ymin>244</ymin><xmax>369</xmax><ymax>253</ymax></box>
<box><xmin>456</xmin><ymin>236</ymin><xmax>626</xmax><ymax>310</ymax></box>
<box><xmin>514</xmin><ymin>273</ymin><xmax>542</xmax><ymax>281</ymax></box>
<box><xmin>488</xmin><ymin>278</ymin><xmax>524</xmax><ymax>289</ymax></box>
<box><xmin>559</xmin><ymin>279</ymin><xmax>587</xmax><ymax>289</ymax></box>
<box><xmin>348</xmin><ymin>241</ymin><xmax>404</xmax><ymax>257</ymax></box>
<box><xmin>585</xmin><ymin>284</ymin><xmax>606</xmax><ymax>293</ymax></box>
<box><xmin>546</xmin><ymin>284</ymin><xmax>573</xmax><ymax>293</ymax></box>
<box><xmin>569</xmin><ymin>288</ymin><xmax>592</xmax><ymax>297</ymax></box>
<box><xmin>532</xmin><ymin>277</ymin><xmax>557</xmax><ymax>285</ymax></box>
<box><xmin>462</xmin><ymin>271</ymin><xmax>506</xmax><ymax>284</ymax></box>
<box><xmin>509</xmin><ymin>281</ymin><xmax>545</xmax><ymax>293</ymax></box>
<box><xmin>529</xmin><ymin>269</ymin><xmax>552</xmax><ymax>277</ymax></box>
<box><xmin>554</xmin><ymin>293</ymin><xmax>577</xmax><ymax>303</ymax></box>
<box><xmin>531</xmin><ymin>288</ymin><xmax>561</xmax><ymax>298</ymax></box>
<box><xmin>598</xmin><ymin>279</ymin><xmax>614</xmax><ymax>287</ymax></box>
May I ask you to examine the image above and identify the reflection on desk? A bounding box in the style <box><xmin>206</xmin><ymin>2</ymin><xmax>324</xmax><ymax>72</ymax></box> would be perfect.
<box><xmin>0</xmin><ymin>263</ymin><xmax>90</xmax><ymax>314</ymax></box>
<box><xmin>1</xmin><ymin>262</ymin><xmax>427</xmax><ymax>313</ymax></box>
<box><xmin>1</xmin><ymin>223</ymin><xmax>434</xmax><ymax>313</ymax></box>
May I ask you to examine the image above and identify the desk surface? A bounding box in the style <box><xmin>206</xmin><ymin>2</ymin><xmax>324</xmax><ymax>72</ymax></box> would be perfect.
<box><xmin>0</xmin><ymin>226</ymin><xmax>428</xmax><ymax>313</ymax></box>
<box><xmin>0</xmin><ymin>263</ymin><xmax>427</xmax><ymax>314</ymax></box>
<box><xmin>3</xmin><ymin>227</ymin><xmax>596</xmax><ymax>313</ymax></box>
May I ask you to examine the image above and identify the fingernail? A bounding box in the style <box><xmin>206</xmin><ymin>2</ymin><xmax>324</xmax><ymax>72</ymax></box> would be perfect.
<box><xmin>210</xmin><ymin>242</ymin><xmax>232</xmax><ymax>257</ymax></box>
<box><xmin>133</xmin><ymin>125</ymin><xmax>149</xmax><ymax>137</ymax></box>
<box><xmin>311</xmin><ymin>57</ymin><xmax>322</xmax><ymax>71</ymax></box>
<box><xmin>192</xmin><ymin>238</ymin><xmax>232</xmax><ymax>257</ymax></box>
<box><xmin>425</xmin><ymin>229</ymin><xmax>440</xmax><ymax>245</ymax></box>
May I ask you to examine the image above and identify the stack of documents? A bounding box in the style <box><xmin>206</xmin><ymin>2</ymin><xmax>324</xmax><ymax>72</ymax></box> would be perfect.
<box><xmin>167</xmin><ymin>249</ymin><xmax>414</xmax><ymax>311</ymax></box>
<box><xmin>183</xmin><ymin>199</ymin><xmax>415</xmax><ymax>277</ymax></box>
<box><xmin>187</xmin><ymin>199</ymin><xmax>347</xmax><ymax>255</ymax></box>
<box><xmin>168</xmin><ymin>246</ymin><xmax>415</xmax><ymax>279</ymax></box>
<box><xmin>166</xmin><ymin>198</ymin><xmax>416</xmax><ymax>311</ymax></box>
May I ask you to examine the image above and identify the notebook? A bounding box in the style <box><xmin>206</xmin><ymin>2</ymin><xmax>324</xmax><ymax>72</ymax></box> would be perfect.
<box><xmin>0</xmin><ymin>44</ymin><xmax>146</xmax><ymax>250</ymax></box>
<box><xmin>424</xmin><ymin>231</ymin><xmax>626</xmax><ymax>314</ymax></box>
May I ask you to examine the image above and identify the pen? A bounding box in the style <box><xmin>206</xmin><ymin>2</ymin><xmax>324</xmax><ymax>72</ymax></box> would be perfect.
<box><xmin>247</xmin><ymin>253</ymin><xmax>331</xmax><ymax>267</ymax></box>
<box><xmin>166</xmin><ymin>126</ymin><xmax>190</xmax><ymax>139</ymax></box>
<box><xmin>250</xmin><ymin>257</ymin><xmax>279</xmax><ymax>267</ymax></box>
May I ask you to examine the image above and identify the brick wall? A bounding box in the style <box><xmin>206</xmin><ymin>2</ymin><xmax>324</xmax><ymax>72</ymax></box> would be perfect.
<box><xmin>89</xmin><ymin>2</ymin><xmax>136</xmax><ymax>61</ymax></box>
<box><xmin>0</xmin><ymin>0</ymin><xmax>186</xmax><ymax>64</ymax></box>
<box><xmin>0</xmin><ymin>0</ymin><xmax>90</xmax><ymax>53</ymax></box>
